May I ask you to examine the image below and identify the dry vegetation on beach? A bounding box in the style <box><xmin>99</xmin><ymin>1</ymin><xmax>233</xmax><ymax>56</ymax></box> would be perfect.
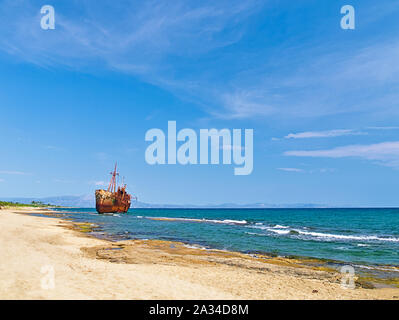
<box><xmin>0</xmin><ymin>201</ymin><xmax>55</xmax><ymax>209</ymax></box>
<box><xmin>0</xmin><ymin>207</ymin><xmax>398</xmax><ymax>300</ymax></box>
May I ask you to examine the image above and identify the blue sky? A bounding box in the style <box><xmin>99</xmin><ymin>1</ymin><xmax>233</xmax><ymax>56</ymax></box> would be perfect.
<box><xmin>1</xmin><ymin>0</ymin><xmax>399</xmax><ymax>206</ymax></box>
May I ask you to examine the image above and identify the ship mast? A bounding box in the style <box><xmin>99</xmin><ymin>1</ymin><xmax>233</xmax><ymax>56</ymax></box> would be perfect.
<box><xmin>107</xmin><ymin>163</ymin><xmax>119</xmax><ymax>193</ymax></box>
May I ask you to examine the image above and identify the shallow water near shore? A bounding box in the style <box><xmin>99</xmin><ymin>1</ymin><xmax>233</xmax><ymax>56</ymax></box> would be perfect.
<box><xmin>48</xmin><ymin>207</ymin><xmax>399</xmax><ymax>270</ymax></box>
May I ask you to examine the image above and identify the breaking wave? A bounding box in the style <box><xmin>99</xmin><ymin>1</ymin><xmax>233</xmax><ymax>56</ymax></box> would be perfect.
<box><xmin>141</xmin><ymin>216</ymin><xmax>248</xmax><ymax>226</ymax></box>
<box><xmin>248</xmin><ymin>224</ymin><xmax>399</xmax><ymax>243</ymax></box>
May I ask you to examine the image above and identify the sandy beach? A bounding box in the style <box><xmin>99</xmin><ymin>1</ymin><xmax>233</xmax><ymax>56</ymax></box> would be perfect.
<box><xmin>0</xmin><ymin>207</ymin><xmax>398</xmax><ymax>300</ymax></box>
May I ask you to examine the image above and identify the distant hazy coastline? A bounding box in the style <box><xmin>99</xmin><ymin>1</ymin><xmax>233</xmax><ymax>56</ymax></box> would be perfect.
<box><xmin>1</xmin><ymin>195</ymin><xmax>334</xmax><ymax>209</ymax></box>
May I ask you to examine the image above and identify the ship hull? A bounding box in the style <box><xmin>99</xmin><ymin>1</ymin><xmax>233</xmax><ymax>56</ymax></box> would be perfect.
<box><xmin>95</xmin><ymin>190</ymin><xmax>131</xmax><ymax>214</ymax></box>
<box><xmin>96</xmin><ymin>201</ymin><xmax>130</xmax><ymax>214</ymax></box>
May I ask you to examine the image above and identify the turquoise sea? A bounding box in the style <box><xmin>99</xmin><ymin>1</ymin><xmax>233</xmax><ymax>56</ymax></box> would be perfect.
<box><xmin>51</xmin><ymin>208</ymin><xmax>399</xmax><ymax>270</ymax></box>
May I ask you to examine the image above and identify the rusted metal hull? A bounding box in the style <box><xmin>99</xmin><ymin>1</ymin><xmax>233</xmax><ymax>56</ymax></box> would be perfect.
<box><xmin>95</xmin><ymin>190</ymin><xmax>131</xmax><ymax>214</ymax></box>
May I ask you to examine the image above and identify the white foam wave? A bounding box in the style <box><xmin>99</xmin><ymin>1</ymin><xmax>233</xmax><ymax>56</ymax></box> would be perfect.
<box><xmin>248</xmin><ymin>225</ymin><xmax>399</xmax><ymax>243</ymax></box>
<box><xmin>146</xmin><ymin>216</ymin><xmax>248</xmax><ymax>225</ymax></box>
<box><xmin>267</xmin><ymin>228</ymin><xmax>291</xmax><ymax>235</ymax></box>
<box><xmin>291</xmin><ymin>229</ymin><xmax>399</xmax><ymax>242</ymax></box>
<box><xmin>183</xmin><ymin>244</ymin><xmax>207</xmax><ymax>250</ymax></box>
<box><xmin>251</xmin><ymin>225</ymin><xmax>268</xmax><ymax>230</ymax></box>
<box><xmin>353</xmin><ymin>264</ymin><xmax>399</xmax><ymax>272</ymax></box>
<box><xmin>250</xmin><ymin>224</ymin><xmax>291</xmax><ymax>235</ymax></box>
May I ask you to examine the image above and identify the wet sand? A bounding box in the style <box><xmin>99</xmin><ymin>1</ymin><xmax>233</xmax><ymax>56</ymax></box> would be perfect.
<box><xmin>0</xmin><ymin>207</ymin><xmax>398</xmax><ymax>300</ymax></box>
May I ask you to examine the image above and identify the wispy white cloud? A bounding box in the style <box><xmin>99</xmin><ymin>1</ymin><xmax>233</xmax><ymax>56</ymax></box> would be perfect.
<box><xmin>277</xmin><ymin>167</ymin><xmax>335</xmax><ymax>173</ymax></box>
<box><xmin>90</xmin><ymin>181</ymin><xmax>108</xmax><ymax>187</ymax></box>
<box><xmin>313</xmin><ymin>168</ymin><xmax>336</xmax><ymax>174</ymax></box>
<box><xmin>272</xmin><ymin>126</ymin><xmax>398</xmax><ymax>141</ymax></box>
<box><xmin>1</xmin><ymin>0</ymin><xmax>398</xmax><ymax>122</ymax></box>
<box><xmin>0</xmin><ymin>170</ymin><xmax>29</xmax><ymax>175</ymax></box>
<box><xmin>0</xmin><ymin>0</ymin><xmax>259</xmax><ymax>70</ymax></box>
<box><xmin>277</xmin><ymin>168</ymin><xmax>304</xmax><ymax>172</ymax></box>
<box><xmin>214</xmin><ymin>90</ymin><xmax>276</xmax><ymax>119</ymax></box>
<box><xmin>285</xmin><ymin>141</ymin><xmax>399</xmax><ymax>167</ymax></box>
<box><xmin>367</xmin><ymin>126</ymin><xmax>399</xmax><ymax>130</ymax></box>
<box><xmin>284</xmin><ymin>129</ymin><xmax>364</xmax><ymax>139</ymax></box>
<box><xmin>217</xmin><ymin>37</ymin><xmax>399</xmax><ymax>119</ymax></box>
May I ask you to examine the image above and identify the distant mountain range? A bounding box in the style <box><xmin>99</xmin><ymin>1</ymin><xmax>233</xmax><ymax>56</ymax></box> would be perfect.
<box><xmin>1</xmin><ymin>195</ymin><xmax>331</xmax><ymax>209</ymax></box>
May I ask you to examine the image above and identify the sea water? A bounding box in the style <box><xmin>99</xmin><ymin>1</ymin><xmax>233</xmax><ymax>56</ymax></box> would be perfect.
<box><xmin>52</xmin><ymin>208</ymin><xmax>399</xmax><ymax>267</ymax></box>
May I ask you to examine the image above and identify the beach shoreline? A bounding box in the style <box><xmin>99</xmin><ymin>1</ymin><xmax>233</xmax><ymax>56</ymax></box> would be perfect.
<box><xmin>1</xmin><ymin>207</ymin><xmax>398</xmax><ymax>300</ymax></box>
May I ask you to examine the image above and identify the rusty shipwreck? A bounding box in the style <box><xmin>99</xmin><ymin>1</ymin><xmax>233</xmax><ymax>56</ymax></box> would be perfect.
<box><xmin>95</xmin><ymin>164</ymin><xmax>135</xmax><ymax>214</ymax></box>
